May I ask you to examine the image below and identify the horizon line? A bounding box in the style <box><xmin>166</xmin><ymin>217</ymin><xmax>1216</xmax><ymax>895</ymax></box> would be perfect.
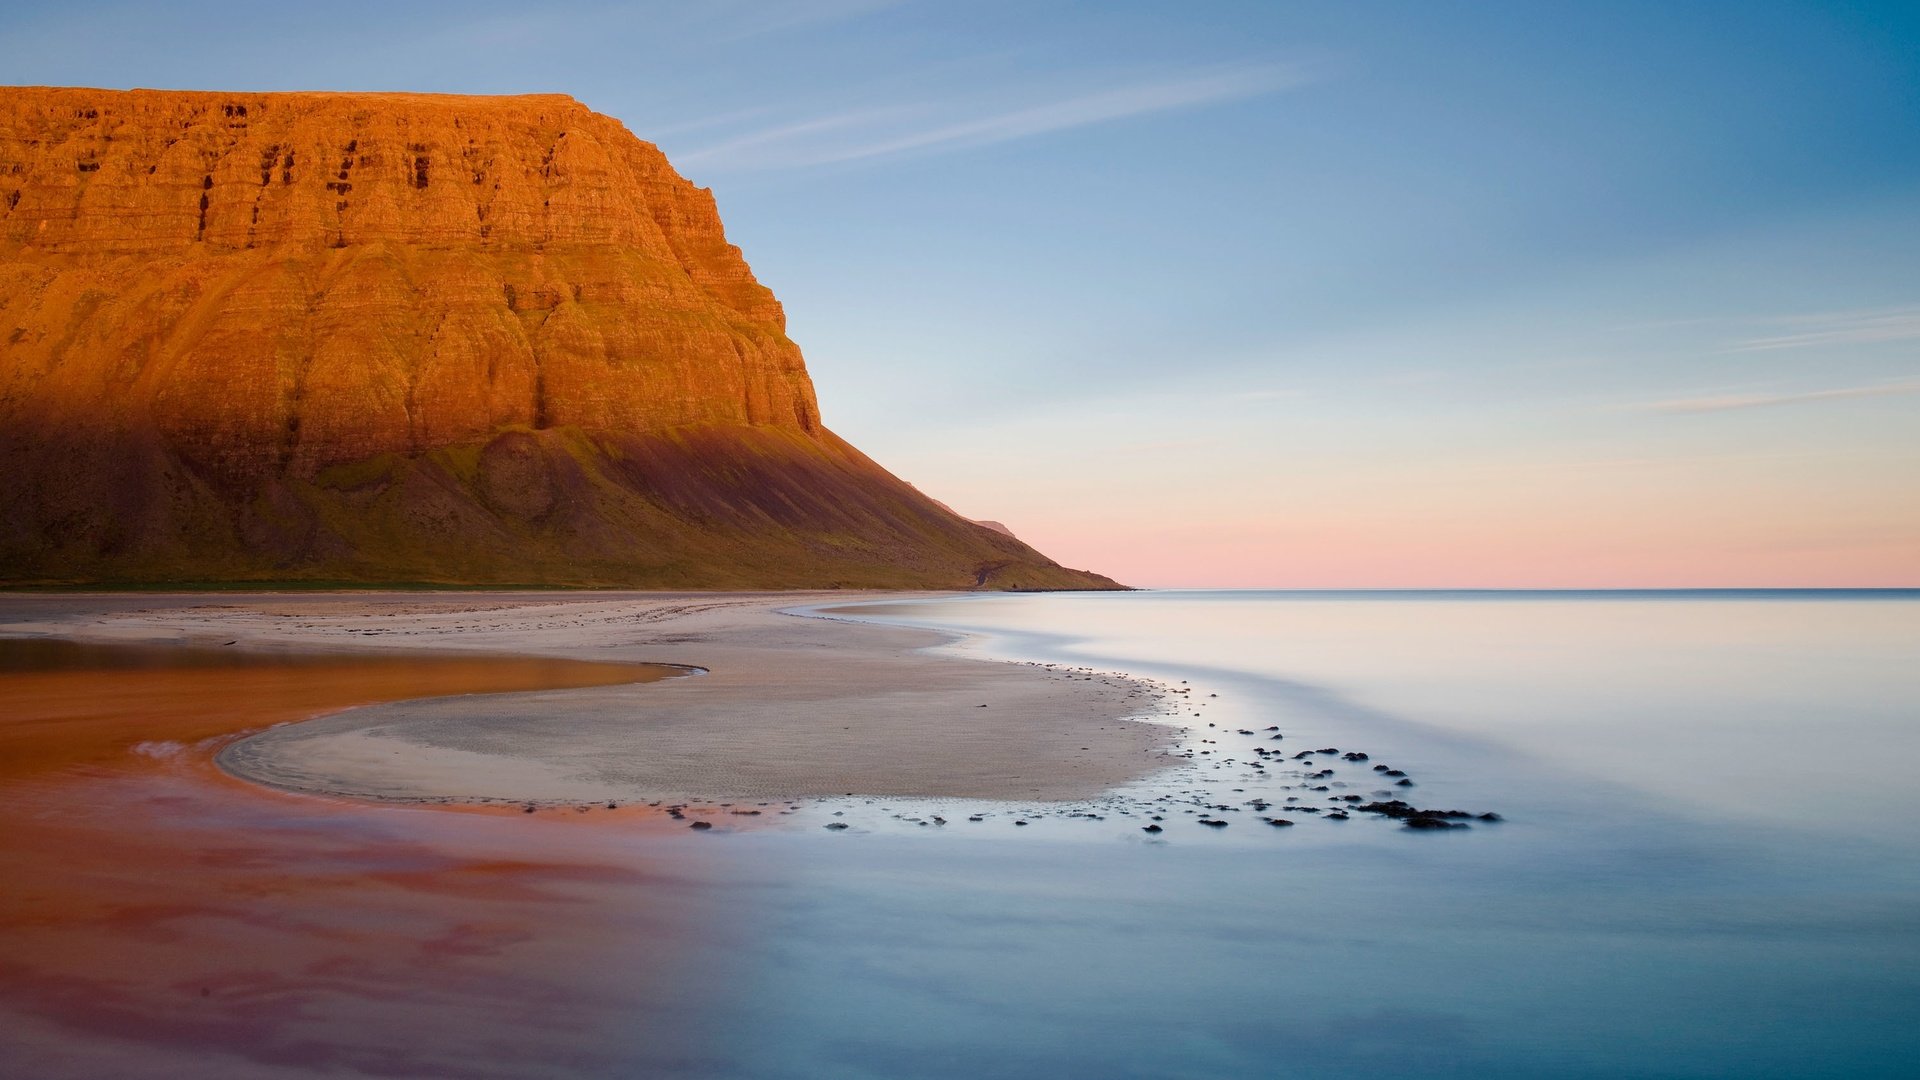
<box><xmin>1121</xmin><ymin>586</ymin><xmax>1920</xmax><ymax>594</ymax></box>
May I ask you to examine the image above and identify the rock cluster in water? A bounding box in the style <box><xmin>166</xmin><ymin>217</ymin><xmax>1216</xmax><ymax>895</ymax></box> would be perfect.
<box><xmin>493</xmin><ymin>664</ymin><xmax>1505</xmax><ymax>840</ymax></box>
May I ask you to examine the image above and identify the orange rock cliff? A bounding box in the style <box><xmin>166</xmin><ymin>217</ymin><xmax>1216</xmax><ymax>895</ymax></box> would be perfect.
<box><xmin>0</xmin><ymin>87</ymin><xmax>1119</xmax><ymax>589</ymax></box>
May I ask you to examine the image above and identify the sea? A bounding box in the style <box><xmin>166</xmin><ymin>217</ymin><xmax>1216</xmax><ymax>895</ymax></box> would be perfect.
<box><xmin>2</xmin><ymin>590</ymin><xmax>1916</xmax><ymax>1079</ymax></box>
<box><xmin>786</xmin><ymin>589</ymin><xmax>1920</xmax><ymax>1079</ymax></box>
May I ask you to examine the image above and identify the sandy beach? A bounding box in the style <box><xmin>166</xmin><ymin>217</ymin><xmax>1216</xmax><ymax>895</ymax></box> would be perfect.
<box><xmin>0</xmin><ymin>592</ymin><xmax>1174</xmax><ymax>806</ymax></box>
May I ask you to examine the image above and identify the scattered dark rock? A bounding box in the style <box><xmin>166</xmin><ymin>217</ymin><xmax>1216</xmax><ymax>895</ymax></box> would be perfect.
<box><xmin>824</xmin><ymin>822</ymin><xmax>850</xmax><ymax>831</ymax></box>
<box><xmin>1357</xmin><ymin>800</ymin><xmax>1483</xmax><ymax>827</ymax></box>
<box><xmin>688</xmin><ymin>821</ymin><xmax>713</xmax><ymax>830</ymax></box>
<box><xmin>1142</xmin><ymin>824</ymin><xmax>1163</xmax><ymax>833</ymax></box>
<box><xmin>1395</xmin><ymin>778</ymin><xmax>1415</xmax><ymax>787</ymax></box>
<box><xmin>1263</xmin><ymin>817</ymin><xmax>1294</xmax><ymax>827</ymax></box>
<box><xmin>1199</xmin><ymin>818</ymin><xmax>1229</xmax><ymax>828</ymax></box>
<box><xmin>1403</xmin><ymin>816</ymin><xmax>1466</xmax><ymax>830</ymax></box>
<box><xmin>1342</xmin><ymin>752</ymin><xmax>1369</xmax><ymax>761</ymax></box>
<box><xmin>1382</xmin><ymin>769</ymin><xmax>1406</xmax><ymax>777</ymax></box>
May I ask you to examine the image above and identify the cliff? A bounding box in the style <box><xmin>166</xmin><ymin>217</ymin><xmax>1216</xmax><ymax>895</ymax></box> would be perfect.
<box><xmin>0</xmin><ymin>87</ymin><xmax>1119</xmax><ymax>589</ymax></box>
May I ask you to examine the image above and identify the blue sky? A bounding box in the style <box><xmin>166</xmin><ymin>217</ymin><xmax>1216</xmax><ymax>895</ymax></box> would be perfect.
<box><xmin>7</xmin><ymin>1</ymin><xmax>1917</xmax><ymax>584</ymax></box>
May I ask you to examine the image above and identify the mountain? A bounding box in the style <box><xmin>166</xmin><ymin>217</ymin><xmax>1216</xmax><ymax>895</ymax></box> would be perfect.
<box><xmin>0</xmin><ymin>87</ymin><xmax>1119</xmax><ymax>590</ymax></box>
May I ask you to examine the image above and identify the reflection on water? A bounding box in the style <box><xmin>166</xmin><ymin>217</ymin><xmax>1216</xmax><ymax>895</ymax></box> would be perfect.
<box><xmin>5</xmin><ymin>594</ymin><xmax>1919</xmax><ymax>1080</ymax></box>
<box><xmin>794</xmin><ymin>591</ymin><xmax>1920</xmax><ymax>1079</ymax></box>
<box><xmin>842</xmin><ymin>590</ymin><xmax>1920</xmax><ymax>839</ymax></box>
<box><xmin>0</xmin><ymin>640</ymin><xmax>737</xmax><ymax>1079</ymax></box>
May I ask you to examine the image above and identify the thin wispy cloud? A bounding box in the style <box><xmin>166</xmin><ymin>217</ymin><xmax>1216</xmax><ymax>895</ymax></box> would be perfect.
<box><xmin>641</xmin><ymin>104</ymin><xmax>784</xmax><ymax>140</ymax></box>
<box><xmin>676</xmin><ymin>63</ymin><xmax>1311</xmax><ymax>171</ymax></box>
<box><xmin>1722</xmin><ymin>305</ymin><xmax>1920</xmax><ymax>352</ymax></box>
<box><xmin>1638</xmin><ymin>377</ymin><xmax>1920</xmax><ymax>414</ymax></box>
<box><xmin>422</xmin><ymin>11</ymin><xmax>570</xmax><ymax>51</ymax></box>
<box><xmin>418</xmin><ymin>1</ymin><xmax>906</xmax><ymax>59</ymax></box>
<box><xmin>715</xmin><ymin>0</ymin><xmax>907</xmax><ymax>39</ymax></box>
<box><xmin>676</xmin><ymin>106</ymin><xmax>915</xmax><ymax>162</ymax></box>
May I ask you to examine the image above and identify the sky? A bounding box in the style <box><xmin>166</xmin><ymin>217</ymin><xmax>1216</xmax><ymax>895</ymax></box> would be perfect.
<box><xmin>6</xmin><ymin>0</ymin><xmax>1917</xmax><ymax>587</ymax></box>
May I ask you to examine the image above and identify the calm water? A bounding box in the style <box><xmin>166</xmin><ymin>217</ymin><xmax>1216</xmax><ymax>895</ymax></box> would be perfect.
<box><xmin>762</xmin><ymin>590</ymin><xmax>1920</xmax><ymax>1079</ymax></box>
<box><xmin>3</xmin><ymin>592</ymin><xmax>1917</xmax><ymax>1078</ymax></box>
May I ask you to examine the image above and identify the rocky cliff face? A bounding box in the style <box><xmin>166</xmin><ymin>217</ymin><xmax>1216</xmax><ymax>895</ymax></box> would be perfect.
<box><xmin>0</xmin><ymin>88</ymin><xmax>1117</xmax><ymax>589</ymax></box>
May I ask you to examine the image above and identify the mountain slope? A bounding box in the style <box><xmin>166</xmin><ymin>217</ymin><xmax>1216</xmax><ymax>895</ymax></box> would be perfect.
<box><xmin>0</xmin><ymin>87</ymin><xmax>1118</xmax><ymax>589</ymax></box>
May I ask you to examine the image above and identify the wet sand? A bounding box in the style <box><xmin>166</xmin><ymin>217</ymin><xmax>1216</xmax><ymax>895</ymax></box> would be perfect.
<box><xmin>0</xmin><ymin>640</ymin><xmax>736</xmax><ymax>1078</ymax></box>
<box><xmin>0</xmin><ymin>592</ymin><xmax>1174</xmax><ymax>805</ymax></box>
<box><xmin>0</xmin><ymin>608</ymin><xmax>1166</xmax><ymax>1078</ymax></box>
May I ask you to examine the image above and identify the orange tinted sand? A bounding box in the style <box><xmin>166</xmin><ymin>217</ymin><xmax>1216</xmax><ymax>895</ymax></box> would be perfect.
<box><xmin>0</xmin><ymin>643</ymin><xmax>744</xmax><ymax>1078</ymax></box>
<box><xmin>0</xmin><ymin>595</ymin><xmax>1175</xmax><ymax>1074</ymax></box>
<box><xmin>0</xmin><ymin>642</ymin><xmax>673</xmax><ymax>784</ymax></box>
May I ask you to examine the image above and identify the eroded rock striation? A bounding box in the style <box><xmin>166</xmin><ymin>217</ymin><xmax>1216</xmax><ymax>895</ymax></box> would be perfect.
<box><xmin>0</xmin><ymin>87</ymin><xmax>1117</xmax><ymax>588</ymax></box>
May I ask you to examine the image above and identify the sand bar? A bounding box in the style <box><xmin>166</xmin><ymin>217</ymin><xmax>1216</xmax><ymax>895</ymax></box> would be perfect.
<box><xmin>0</xmin><ymin>592</ymin><xmax>1175</xmax><ymax>804</ymax></box>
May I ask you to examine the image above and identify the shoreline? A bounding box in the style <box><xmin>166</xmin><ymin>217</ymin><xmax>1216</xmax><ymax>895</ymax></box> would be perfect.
<box><xmin>0</xmin><ymin>591</ymin><xmax>1178</xmax><ymax>806</ymax></box>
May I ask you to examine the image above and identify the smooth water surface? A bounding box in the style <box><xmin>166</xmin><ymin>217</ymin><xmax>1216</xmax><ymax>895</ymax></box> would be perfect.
<box><xmin>845</xmin><ymin>590</ymin><xmax>1920</xmax><ymax>840</ymax></box>
<box><xmin>783</xmin><ymin>590</ymin><xmax>1920</xmax><ymax>1079</ymax></box>
<box><xmin>3</xmin><ymin>593</ymin><xmax>1916</xmax><ymax>1079</ymax></box>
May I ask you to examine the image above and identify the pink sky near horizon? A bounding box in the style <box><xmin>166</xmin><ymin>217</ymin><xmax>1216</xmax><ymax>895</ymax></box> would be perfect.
<box><xmin>876</xmin><ymin>362</ymin><xmax>1920</xmax><ymax>590</ymax></box>
<box><xmin>1006</xmin><ymin>499</ymin><xmax>1920</xmax><ymax>590</ymax></box>
<box><xmin>1030</xmin><ymin>524</ymin><xmax>1920</xmax><ymax>591</ymax></box>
